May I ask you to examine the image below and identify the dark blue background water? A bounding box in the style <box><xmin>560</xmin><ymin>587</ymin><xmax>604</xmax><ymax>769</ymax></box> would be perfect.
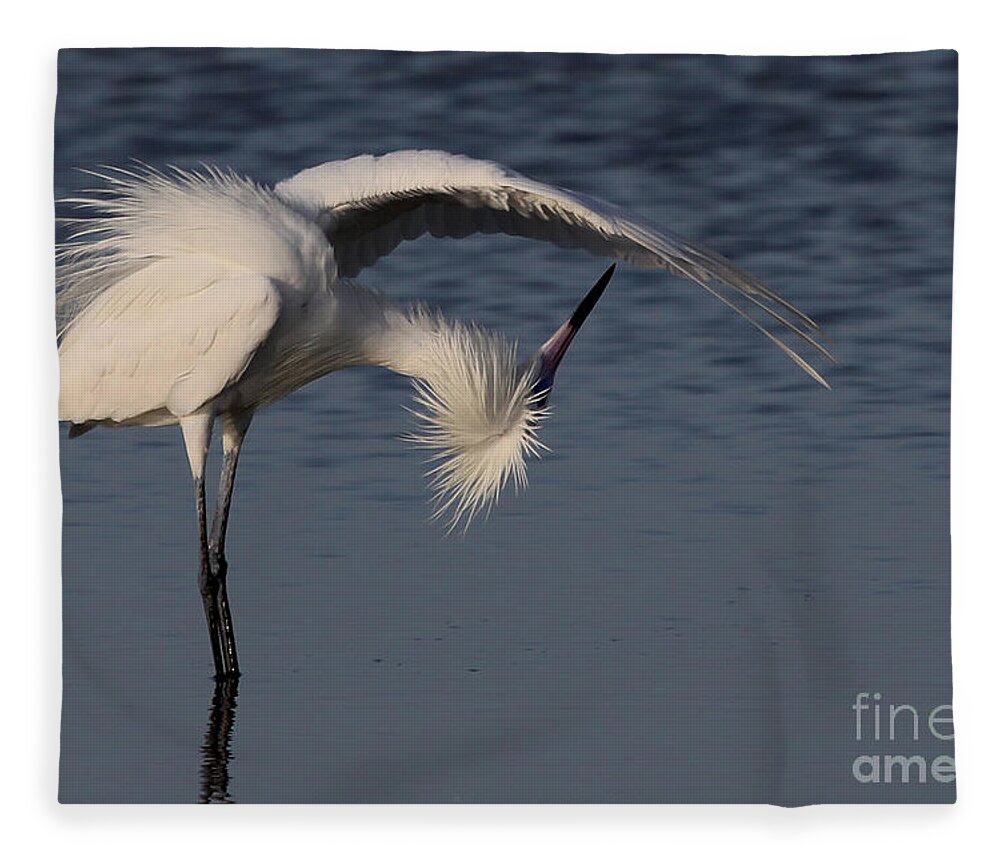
<box><xmin>56</xmin><ymin>49</ymin><xmax>956</xmax><ymax>803</ymax></box>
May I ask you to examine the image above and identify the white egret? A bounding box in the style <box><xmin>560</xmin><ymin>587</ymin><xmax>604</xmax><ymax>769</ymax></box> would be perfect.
<box><xmin>57</xmin><ymin>150</ymin><xmax>832</xmax><ymax>677</ymax></box>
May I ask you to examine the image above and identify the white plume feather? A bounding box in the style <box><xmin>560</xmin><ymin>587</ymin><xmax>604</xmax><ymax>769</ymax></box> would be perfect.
<box><xmin>56</xmin><ymin>165</ymin><xmax>324</xmax><ymax>336</ymax></box>
<box><xmin>401</xmin><ymin>314</ymin><xmax>549</xmax><ymax>531</ymax></box>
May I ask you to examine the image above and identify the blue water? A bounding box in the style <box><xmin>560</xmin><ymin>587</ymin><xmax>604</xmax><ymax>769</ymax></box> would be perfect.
<box><xmin>56</xmin><ymin>49</ymin><xmax>956</xmax><ymax>803</ymax></box>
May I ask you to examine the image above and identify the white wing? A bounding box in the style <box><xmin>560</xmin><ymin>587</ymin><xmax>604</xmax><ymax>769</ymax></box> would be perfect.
<box><xmin>59</xmin><ymin>257</ymin><xmax>281</xmax><ymax>425</ymax></box>
<box><xmin>276</xmin><ymin>150</ymin><xmax>832</xmax><ymax>387</ymax></box>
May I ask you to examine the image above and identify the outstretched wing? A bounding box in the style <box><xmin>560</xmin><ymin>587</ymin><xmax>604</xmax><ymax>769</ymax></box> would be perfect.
<box><xmin>59</xmin><ymin>259</ymin><xmax>281</xmax><ymax>425</ymax></box>
<box><xmin>275</xmin><ymin>150</ymin><xmax>832</xmax><ymax>387</ymax></box>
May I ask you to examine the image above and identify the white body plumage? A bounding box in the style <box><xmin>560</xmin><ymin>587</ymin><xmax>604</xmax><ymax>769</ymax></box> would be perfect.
<box><xmin>58</xmin><ymin>150</ymin><xmax>831</xmax><ymax>529</ymax></box>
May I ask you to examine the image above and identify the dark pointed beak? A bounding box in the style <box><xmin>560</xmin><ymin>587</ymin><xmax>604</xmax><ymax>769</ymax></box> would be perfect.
<box><xmin>531</xmin><ymin>264</ymin><xmax>616</xmax><ymax>406</ymax></box>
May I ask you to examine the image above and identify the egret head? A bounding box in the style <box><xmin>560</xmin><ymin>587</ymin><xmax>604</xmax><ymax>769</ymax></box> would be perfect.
<box><xmin>407</xmin><ymin>265</ymin><xmax>615</xmax><ymax>530</ymax></box>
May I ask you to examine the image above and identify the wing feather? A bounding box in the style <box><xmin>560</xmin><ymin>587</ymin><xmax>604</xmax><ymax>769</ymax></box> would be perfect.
<box><xmin>58</xmin><ymin>259</ymin><xmax>281</xmax><ymax>424</ymax></box>
<box><xmin>276</xmin><ymin>150</ymin><xmax>830</xmax><ymax>385</ymax></box>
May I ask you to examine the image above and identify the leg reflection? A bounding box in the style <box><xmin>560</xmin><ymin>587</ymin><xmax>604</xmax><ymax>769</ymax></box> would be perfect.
<box><xmin>199</xmin><ymin>676</ymin><xmax>240</xmax><ymax>803</ymax></box>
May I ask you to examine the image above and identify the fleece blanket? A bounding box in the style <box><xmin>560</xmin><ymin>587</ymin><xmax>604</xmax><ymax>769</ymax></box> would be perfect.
<box><xmin>57</xmin><ymin>49</ymin><xmax>955</xmax><ymax>804</ymax></box>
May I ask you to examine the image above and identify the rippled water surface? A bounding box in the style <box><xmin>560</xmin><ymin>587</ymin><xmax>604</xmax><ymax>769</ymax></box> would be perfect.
<box><xmin>56</xmin><ymin>49</ymin><xmax>956</xmax><ymax>803</ymax></box>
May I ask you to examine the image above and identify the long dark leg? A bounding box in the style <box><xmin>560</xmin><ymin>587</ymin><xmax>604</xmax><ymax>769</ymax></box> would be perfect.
<box><xmin>181</xmin><ymin>413</ymin><xmax>229</xmax><ymax>678</ymax></box>
<box><xmin>209</xmin><ymin>447</ymin><xmax>242</xmax><ymax>676</ymax></box>
<box><xmin>196</xmin><ymin>475</ymin><xmax>226</xmax><ymax>678</ymax></box>
<box><xmin>208</xmin><ymin>413</ymin><xmax>250</xmax><ymax>678</ymax></box>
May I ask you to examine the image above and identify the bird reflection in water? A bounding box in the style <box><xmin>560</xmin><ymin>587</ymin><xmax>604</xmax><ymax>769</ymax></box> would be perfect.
<box><xmin>199</xmin><ymin>677</ymin><xmax>239</xmax><ymax>803</ymax></box>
